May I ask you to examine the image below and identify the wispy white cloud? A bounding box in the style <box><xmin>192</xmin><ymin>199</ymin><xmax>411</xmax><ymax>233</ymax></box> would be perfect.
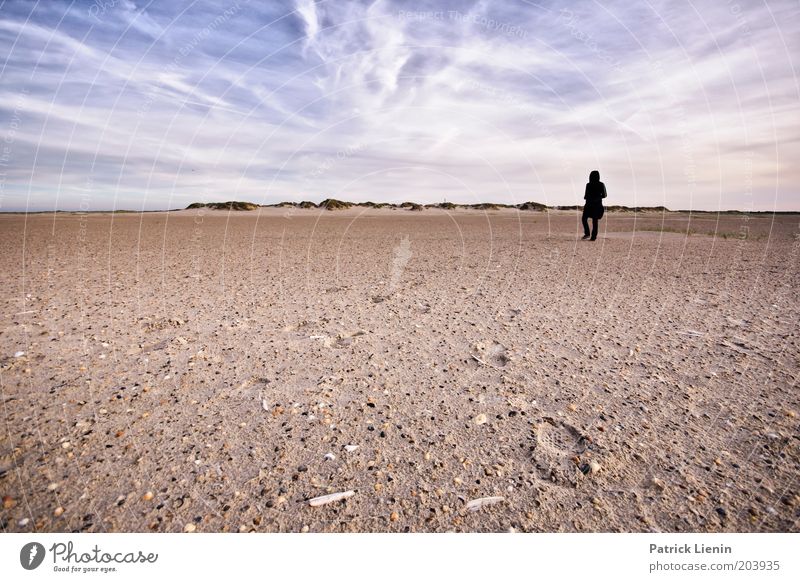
<box><xmin>295</xmin><ymin>0</ymin><xmax>319</xmax><ymax>54</ymax></box>
<box><xmin>117</xmin><ymin>0</ymin><xmax>165</xmax><ymax>39</ymax></box>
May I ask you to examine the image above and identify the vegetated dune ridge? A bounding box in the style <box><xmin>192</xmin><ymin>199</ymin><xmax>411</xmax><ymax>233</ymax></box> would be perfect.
<box><xmin>0</xmin><ymin>207</ymin><xmax>797</xmax><ymax>533</ymax></box>
<box><xmin>182</xmin><ymin>198</ymin><xmax>764</xmax><ymax>213</ymax></box>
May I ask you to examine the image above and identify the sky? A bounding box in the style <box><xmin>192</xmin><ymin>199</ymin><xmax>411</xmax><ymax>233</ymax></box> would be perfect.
<box><xmin>0</xmin><ymin>0</ymin><xmax>797</xmax><ymax>211</ymax></box>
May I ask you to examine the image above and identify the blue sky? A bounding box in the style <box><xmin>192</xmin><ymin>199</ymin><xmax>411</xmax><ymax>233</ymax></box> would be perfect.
<box><xmin>0</xmin><ymin>0</ymin><xmax>797</xmax><ymax>211</ymax></box>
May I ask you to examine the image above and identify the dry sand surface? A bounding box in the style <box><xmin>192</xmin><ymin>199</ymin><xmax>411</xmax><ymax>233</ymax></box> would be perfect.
<box><xmin>1</xmin><ymin>208</ymin><xmax>798</xmax><ymax>533</ymax></box>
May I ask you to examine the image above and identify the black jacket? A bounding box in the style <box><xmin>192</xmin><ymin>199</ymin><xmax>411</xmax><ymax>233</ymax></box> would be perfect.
<box><xmin>583</xmin><ymin>181</ymin><xmax>607</xmax><ymax>219</ymax></box>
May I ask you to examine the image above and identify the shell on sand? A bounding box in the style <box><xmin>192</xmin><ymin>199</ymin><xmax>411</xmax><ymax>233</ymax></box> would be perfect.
<box><xmin>308</xmin><ymin>490</ymin><xmax>355</xmax><ymax>507</ymax></box>
<box><xmin>464</xmin><ymin>496</ymin><xmax>505</xmax><ymax>512</ymax></box>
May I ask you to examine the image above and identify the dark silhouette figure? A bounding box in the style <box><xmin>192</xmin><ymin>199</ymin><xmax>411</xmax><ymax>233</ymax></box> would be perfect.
<box><xmin>582</xmin><ymin>170</ymin><xmax>607</xmax><ymax>240</ymax></box>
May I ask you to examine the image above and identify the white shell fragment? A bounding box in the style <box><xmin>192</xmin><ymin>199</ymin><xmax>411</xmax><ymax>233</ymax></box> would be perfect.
<box><xmin>344</xmin><ymin>445</ymin><xmax>359</xmax><ymax>452</ymax></box>
<box><xmin>308</xmin><ymin>490</ymin><xmax>355</xmax><ymax>507</ymax></box>
<box><xmin>323</xmin><ymin>452</ymin><xmax>336</xmax><ymax>461</ymax></box>
<box><xmin>464</xmin><ymin>496</ymin><xmax>505</xmax><ymax>512</ymax></box>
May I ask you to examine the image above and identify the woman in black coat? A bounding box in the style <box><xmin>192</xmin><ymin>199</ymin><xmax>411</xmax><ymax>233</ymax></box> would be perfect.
<box><xmin>582</xmin><ymin>170</ymin><xmax>607</xmax><ymax>241</ymax></box>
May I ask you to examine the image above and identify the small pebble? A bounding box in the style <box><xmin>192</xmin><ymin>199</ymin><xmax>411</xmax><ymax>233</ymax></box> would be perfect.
<box><xmin>14</xmin><ymin>351</ymin><xmax>25</xmax><ymax>358</ymax></box>
<box><xmin>301</xmin><ymin>525</ymin><xmax>310</xmax><ymax>533</ymax></box>
<box><xmin>184</xmin><ymin>523</ymin><xmax>196</xmax><ymax>532</ymax></box>
<box><xmin>47</xmin><ymin>482</ymin><xmax>59</xmax><ymax>491</ymax></box>
<box><xmin>474</xmin><ymin>413</ymin><xmax>487</xmax><ymax>425</ymax></box>
<box><xmin>589</xmin><ymin>460</ymin><xmax>602</xmax><ymax>474</ymax></box>
<box><xmin>390</xmin><ymin>511</ymin><xmax>399</xmax><ymax>522</ymax></box>
<box><xmin>54</xmin><ymin>506</ymin><xmax>64</xmax><ymax>517</ymax></box>
<box><xmin>344</xmin><ymin>445</ymin><xmax>359</xmax><ymax>452</ymax></box>
<box><xmin>3</xmin><ymin>495</ymin><xmax>16</xmax><ymax>509</ymax></box>
<box><xmin>18</xmin><ymin>518</ymin><xmax>30</xmax><ymax>526</ymax></box>
<box><xmin>324</xmin><ymin>452</ymin><xmax>336</xmax><ymax>461</ymax></box>
<box><xmin>143</xmin><ymin>491</ymin><xmax>154</xmax><ymax>501</ymax></box>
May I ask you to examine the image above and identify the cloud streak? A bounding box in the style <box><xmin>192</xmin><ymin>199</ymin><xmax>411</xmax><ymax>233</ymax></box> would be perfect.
<box><xmin>0</xmin><ymin>0</ymin><xmax>797</xmax><ymax>211</ymax></box>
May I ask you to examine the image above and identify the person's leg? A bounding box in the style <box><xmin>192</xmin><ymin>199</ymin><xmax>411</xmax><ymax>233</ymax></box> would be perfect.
<box><xmin>582</xmin><ymin>211</ymin><xmax>590</xmax><ymax>238</ymax></box>
<box><xmin>590</xmin><ymin>217</ymin><xmax>598</xmax><ymax>240</ymax></box>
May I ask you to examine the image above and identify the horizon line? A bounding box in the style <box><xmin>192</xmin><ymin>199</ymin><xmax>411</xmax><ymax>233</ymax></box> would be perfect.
<box><xmin>1</xmin><ymin>199</ymin><xmax>798</xmax><ymax>215</ymax></box>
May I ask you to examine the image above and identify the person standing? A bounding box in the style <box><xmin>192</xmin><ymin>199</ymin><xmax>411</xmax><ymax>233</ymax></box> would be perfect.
<box><xmin>582</xmin><ymin>170</ymin><xmax>607</xmax><ymax>241</ymax></box>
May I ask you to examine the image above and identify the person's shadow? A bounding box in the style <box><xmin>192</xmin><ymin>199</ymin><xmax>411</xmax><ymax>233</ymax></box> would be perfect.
<box><xmin>582</xmin><ymin>170</ymin><xmax>607</xmax><ymax>241</ymax></box>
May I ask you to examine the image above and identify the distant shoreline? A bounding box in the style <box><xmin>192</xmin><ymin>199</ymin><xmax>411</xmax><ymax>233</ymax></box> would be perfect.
<box><xmin>1</xmin><ymin>198</ymin><xmax>798</xmax><ymax>215</ymax></box>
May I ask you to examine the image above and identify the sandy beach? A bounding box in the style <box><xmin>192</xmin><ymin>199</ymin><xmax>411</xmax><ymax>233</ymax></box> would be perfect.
<box><xmin>1</xmin><ymin>208</ymin><xmax>797</xmax><ymax>532</ymax></box>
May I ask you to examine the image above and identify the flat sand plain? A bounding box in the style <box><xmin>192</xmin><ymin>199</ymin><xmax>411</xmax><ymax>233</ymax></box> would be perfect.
<box><xmin>1</xmin><ymin>208</ymin><xmax>798</xmax><ymax>532</ymax></box>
